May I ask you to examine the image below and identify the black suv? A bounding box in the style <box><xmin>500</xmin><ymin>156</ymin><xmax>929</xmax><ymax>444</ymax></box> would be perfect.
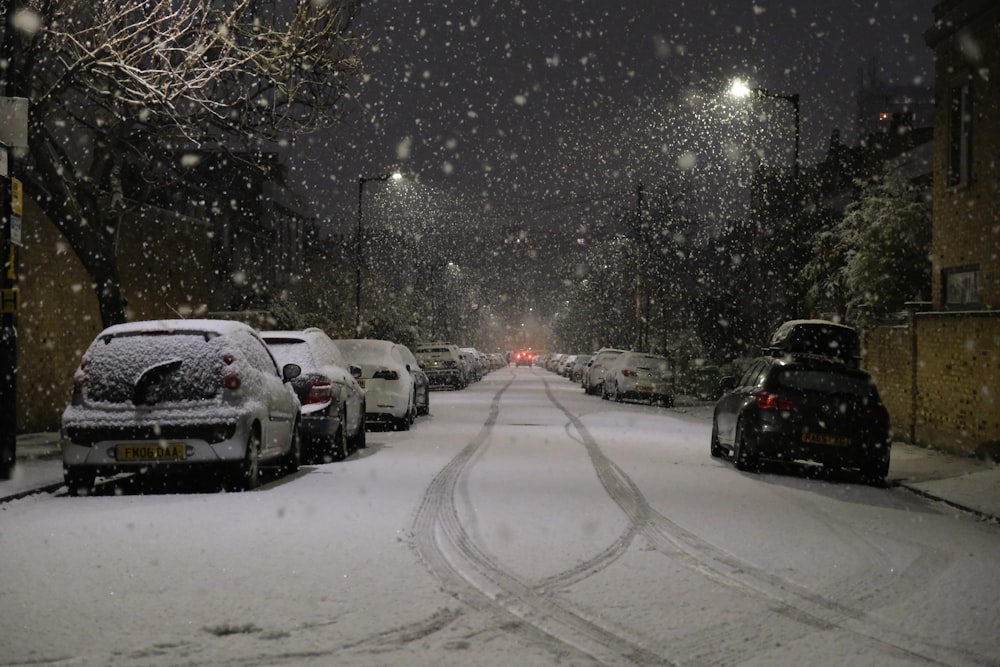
<box><xmin>711</xmin><ymin>322</ymin><xmax>890</xmax><ymax>482</ymax></box>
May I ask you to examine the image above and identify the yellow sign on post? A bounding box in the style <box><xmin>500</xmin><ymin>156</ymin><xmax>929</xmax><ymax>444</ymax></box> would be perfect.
<box><xmin>10</xmin><ymin>177</ymin><xmax>21</xmax><ymax>216</ymax></box>
<box><xmin>0</xmin><ymin>288</ymin><xmax>18</xmax><ymax>314</ymax></box>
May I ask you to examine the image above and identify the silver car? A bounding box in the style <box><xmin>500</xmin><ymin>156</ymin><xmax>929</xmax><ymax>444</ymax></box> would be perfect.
<box><xmin>262</xmin><ymin>328</ymin><xmax>367</xmax><ymax>462</ymax></box>
<box><xmin>601</xmin><ymin>351</ymin><xmax>676</xmax><ymax>406</ymax></box>
<box><xmin>61</xmin><ymin>319</ymin><xmax>302</xmax><ymax>494</ymax></box>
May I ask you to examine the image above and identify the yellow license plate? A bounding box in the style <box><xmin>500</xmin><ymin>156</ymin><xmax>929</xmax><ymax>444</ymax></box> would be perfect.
<box><xmin>801</xmin><ymin>432</ymin><xmax>849</xmax><ymax>447</ymax></box>
<box><xmin>117</xmin><ymin>443</ymin><xmax>186</xmax><ymax>461</ymax></box>
<box><xmin>637</xmin><ymin>385</ymin><xmax>653</xmax><ymax>393</ymax></box>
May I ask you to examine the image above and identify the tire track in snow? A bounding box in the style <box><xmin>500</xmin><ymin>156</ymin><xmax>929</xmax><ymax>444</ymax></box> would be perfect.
<box><xmin>411</xmin><ymin>374</ymin><xmax>674</xmax><ymax>667</ymax></box>
<box><xmin>541</xmin><ymin>377</ymin><xmax>992</xmax><ymax>666</ymax></box>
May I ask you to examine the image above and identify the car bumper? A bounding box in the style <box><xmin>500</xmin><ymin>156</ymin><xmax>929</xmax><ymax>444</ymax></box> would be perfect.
<box><xmin>751</xmin><ymin>421</ymin><xmax>891</xmax><ymax>469</ymax></box>
<box><xmin>61</xmin><ymin>419</ymin><xmax>254</xmax><ymax>476</ymax></box>
<box><xmin>424</xmin><ymin>370</ymin><xmax>463</xmax><ymax>386</ymax></box>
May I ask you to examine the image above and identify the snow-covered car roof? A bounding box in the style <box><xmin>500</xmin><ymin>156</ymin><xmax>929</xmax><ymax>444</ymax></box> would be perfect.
<box><xmin>334</xmin><ymin>338</ymin><xmax>397</xmax><ymax>364</ymax></box>
<box><xmin>96</xmin><ymin>318</ymin><xmax>255</xmax><ymax>339</ymax></box>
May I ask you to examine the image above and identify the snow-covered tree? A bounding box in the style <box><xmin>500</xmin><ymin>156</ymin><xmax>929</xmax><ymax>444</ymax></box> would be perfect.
<box><xmin>8</xmin><ymin>0</ymin><xmax>363</xmax><ymax>327</ymax></box>
<box><xmin>815</xmin><ymin>171</ymin><xmax>931</xmax><ymax>317</ymax></box>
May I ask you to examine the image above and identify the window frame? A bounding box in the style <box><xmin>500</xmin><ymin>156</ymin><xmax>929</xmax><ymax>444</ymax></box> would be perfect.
<box><xmin>946</xmin><ymin>75</ymin><xmax>973</xmax><ymax>188</ymax></box>
<box><xmin>941</xmin><ymin>264</ymin><xmax>981</xmax><ymax>311</ymax></box>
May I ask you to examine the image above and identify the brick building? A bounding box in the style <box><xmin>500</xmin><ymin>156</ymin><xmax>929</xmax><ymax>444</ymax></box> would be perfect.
<box><xmin>865</xmin><ymin>0</ymin><xmax>999</xmax><ymax>456</ymax></box>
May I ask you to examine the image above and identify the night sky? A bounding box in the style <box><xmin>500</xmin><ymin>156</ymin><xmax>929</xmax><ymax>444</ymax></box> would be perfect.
<box><xmin>291</xmin><ymin>0</ymin><xmax>937</xmax><ymax>231</ymax></box>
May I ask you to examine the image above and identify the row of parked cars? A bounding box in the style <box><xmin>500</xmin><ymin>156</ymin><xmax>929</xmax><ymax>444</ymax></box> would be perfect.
<box><xmin>532</xmin><ymin>319</ymin><xmax>893</xmax><ymax>483</ymax></box>
<box><xmin>532</xmin><ymin>349</ymin><xmax>677</xmax><ymax>407</ymax></box>
<box><xmin>59</xmin><ymin>319</ymin><xmax>499</xmax><ymax>495</ymax></box>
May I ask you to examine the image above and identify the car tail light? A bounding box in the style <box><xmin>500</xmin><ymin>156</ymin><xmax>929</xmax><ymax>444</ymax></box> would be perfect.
<box><xmin>223</xmin><ymin>374</ymin><xmax>241</xmax><ymax>391</ymax></box>
<box><xmin>373</xmin><ymin>369</ymin><xmax>399</xmax><ymax>380</ymax></box>
<box><xmin>860</xmin><ymin>404</ymin><xmax>890</xmax><ymax>423</ymax></box>
<box><xmin>621</xmin><ymin>369</ymin><xmax>637</xmax><ymax>377</ymax></box>
<box><xmin>756</xmin><ymin>391</ymin><xmax>793</xmax><ymax>411</ymax></box>
<box><xmin>306</xmin><ymin>379</ymin><xmax>333</xmax><ymax>405</ymax></box>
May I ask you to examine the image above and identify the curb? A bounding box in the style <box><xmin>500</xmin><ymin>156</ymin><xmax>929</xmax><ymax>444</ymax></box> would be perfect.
<box><xmin>897</xmin><ymin>481</ymin><xmax>999</xmax><ymax>524</ymax></box>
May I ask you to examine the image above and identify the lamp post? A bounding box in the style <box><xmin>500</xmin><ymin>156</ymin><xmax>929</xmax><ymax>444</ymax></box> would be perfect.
<box><xmin>730</xmin><ymin>79</ymin><xmax>800</xmax><ymax>179</ymax></box>
<box><xmin>355</xmin><ymin>172</ymin><xmax>401</xmax><ymax>334</ymax></box>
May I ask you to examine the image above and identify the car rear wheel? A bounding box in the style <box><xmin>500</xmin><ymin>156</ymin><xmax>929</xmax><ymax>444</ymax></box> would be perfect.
<box><xmin>348</xmin><ymin>412</ymin><xmax>367</xmax><ymax>451</ymax></box>
<box><xmin>327</xmin><ymin>422</ymin><xmax>348</xmax><ymax>461</ymax></box>
<box><xmin>279</xmin><ymin>422</ymin><xmax>301</xmax><ymax>475</ymax></box>
<box><xmin>861</xmin><ymin>453</ymin><xmax>890</xmax><ymax>485</ymax></box>
<box><xmin>732</xmin><ymin>422</ymin><xmax>759</xmax><ymax>473</ymax></box>
<box><xmin>710</xmin><ymin>422</ymin><xmax>724</xmax><ymax>458</ymax></box>
<box><xmin>228</xmin><ymin>428</ymin><xmax>261</xmax><ymax>491</ymax></box>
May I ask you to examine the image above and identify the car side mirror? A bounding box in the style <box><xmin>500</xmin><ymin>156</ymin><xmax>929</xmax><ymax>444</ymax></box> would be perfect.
<box><xmin>350</xmin><ymin>365</ymin><xmax>363</xmax><ymax>379</ymax></box>
<box><xmin>719</xmin><ymin>376</ymin><xmax>737</xmax><ymax>392</ymax></box>
<box><xmin>282</xmin><ymin>363</ymin><xmax>302</xmax><ymax>382</ymax></box>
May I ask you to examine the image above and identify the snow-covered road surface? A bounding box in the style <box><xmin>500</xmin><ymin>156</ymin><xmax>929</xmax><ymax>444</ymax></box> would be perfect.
<box><xmin>2</xmin><ymin>368</ymin><xmax>998</xmax><ymax>666</ymax></box>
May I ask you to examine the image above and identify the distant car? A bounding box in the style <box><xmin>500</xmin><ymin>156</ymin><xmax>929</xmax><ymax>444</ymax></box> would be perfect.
<box><xmin>413</xmin><ymin>342</ymin><xmax>467</xmax><ymax>389</ymax></box>
<box><xmin>583</xmin><ymin>347</ymin><xmax>626</xmax><ymax>395</ymax></box>
<box><xmin>601</xmin><ymin>351</ymin><xmax>675</xmax><ymax>406</ymax></box>
<box><xmin>397</xmin><ymin>344</ymin><xmax>430</xmax><ymax>416</ymax></box>
<box><xmin>571</xmin><ymin>354</ymin><xmax>592</xmax><ymax>383</ymax></box>
<box><xmin>262</xmin><ymin>328</ymin><xmax>366</xmax><ymax>462</ymax></box>
<box><xmin>711</xmin><ymin>353</ymin><xmax>891</xmax><ymax>482</ymax></box>
<box><xmin>557</xmin><ymin>354</ymin><xmax>577</xmax><ymax>377</ymax></box>
<box><xmin>61</xmin><ymin>319</ymin><xmax>302</xmax><ymax>495</ymax></box>
<box><xmin>514</xmin><ymin>350</ymin><xmax>534</xmax><ymax>367</ymax></box>
<box><xmin>334</xmin><ymin>339</ymin><xmax>417</xmax><ymax>430</ymax></box>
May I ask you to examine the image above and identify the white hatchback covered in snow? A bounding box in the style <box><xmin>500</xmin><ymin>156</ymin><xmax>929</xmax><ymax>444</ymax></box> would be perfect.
<box><xmin>61</xmin><ymin>319</ymin><xmax>302</xmax><ymax>494</ymax></box>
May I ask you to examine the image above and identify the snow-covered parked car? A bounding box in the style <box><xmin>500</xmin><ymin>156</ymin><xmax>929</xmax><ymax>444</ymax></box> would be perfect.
<box><xmin>61</xmin><ymin>319</ymin><xmax>302</xmax><ymax>495</ymax></box>
<box><xmin>412</xmin><ymin>342</ymin><xmax>467</xmax><ymax>389</ymax></box>
<box><xmin>601</xmin><ymin>350</ymin><xmax>676</xmax><ymax>406</ymax></box>
<box><xmin>262</xmin><ymin>328</ymin><xmax>367</xmax><ymax>462</ymax></box>
<box><xmin>334</xmin><ymin>339</ymin><xmax>418</xmax><ymax>430</ymax></box>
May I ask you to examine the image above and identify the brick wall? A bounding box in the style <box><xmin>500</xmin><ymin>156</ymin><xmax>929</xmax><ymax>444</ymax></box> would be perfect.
<box><xmin>914</xmin><ymin>312</ymin><xmax>1000</xmax><ymax>454</ymax></box>
<box><xmin>863</xmin><ymin>325</ymin><xmax>914</xmax><ymax>442</ymax></box>
<box><xmin>865</xmin><ymin>311</ymin><xmax>1000</xmax><ymax>456</ymax></box>
<box><xmin>16</xmin><ymin>202</ymin><xmax>216</xmax><ymax>431</ymax></box>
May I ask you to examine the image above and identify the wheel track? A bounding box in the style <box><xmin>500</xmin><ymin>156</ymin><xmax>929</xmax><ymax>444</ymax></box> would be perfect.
<box><xmin>411</xmin><ymin>374</ymin><xmax>674</xmax><ymax>666</ymax></box>
<box><xmin>541</xmin><ymin>377</ymin><xmax>993</xmax><ymax>666</ymax></box>
<box><xmin>409</xmin><ymin>371</ymin><xmax>992</xmax><ymax>667</ymax></box>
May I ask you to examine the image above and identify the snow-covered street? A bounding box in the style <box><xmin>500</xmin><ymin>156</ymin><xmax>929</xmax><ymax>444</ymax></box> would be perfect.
<box><xmin>2</xmin><ymin>368</ymin><xmax>999</xmax><ymax>666</ymax></box>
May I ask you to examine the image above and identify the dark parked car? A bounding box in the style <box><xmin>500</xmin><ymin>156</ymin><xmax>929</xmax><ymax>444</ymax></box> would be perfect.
<box><xmin>262</xmin><ymin>328</ymin><xmax>367</xmax><ymax>462</ymax></box>
<box><xmin>711</xmin><ymin>354</ymin><xmax>891</xmax><ymax>482</ymax></box>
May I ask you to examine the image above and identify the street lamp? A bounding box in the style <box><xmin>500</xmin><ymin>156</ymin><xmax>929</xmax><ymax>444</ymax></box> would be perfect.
<box><xmin>355</xmin><ymin>171</ymin><xmax>402</xmax><ymax>334</ymax></box>
<box><xmin>730</xmin><ymin>78</ymin><xmax>800</xmax><ymax>178</ymax></box>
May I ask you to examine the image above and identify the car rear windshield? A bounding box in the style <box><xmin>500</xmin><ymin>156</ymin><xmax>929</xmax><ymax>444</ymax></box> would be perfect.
<box><xmin>774</xmin><ymin>368</ymin><xmax>875</xmax><ymax>398</ymax></box>
<box><xmin>633</xmin><ymin>355</ymin><xmax>670</xmax><ymax>371</ymax></box>
<box><xmin>264</xmin><ymin>339</ymin><xmax>317</xmax><ymax>371</ymax></box>
<box><xmin>85</xmin><ymin>331</ymin><xmax>224</xmax><ymax>404</ymax></box>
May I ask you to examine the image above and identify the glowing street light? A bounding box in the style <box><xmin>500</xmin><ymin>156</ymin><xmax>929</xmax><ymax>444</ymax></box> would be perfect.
<box><xmin>355</xmin><ymin>171</ymin><xmax>402</xmax><ymax>333</ymax></box>
<box><xmin>730</xmin><ymin>78</ymin><xmax>800</xmax><ymax>178</ymax></box>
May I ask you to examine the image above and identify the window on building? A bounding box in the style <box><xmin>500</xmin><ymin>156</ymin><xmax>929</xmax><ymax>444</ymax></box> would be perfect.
<box><xmin>942</xmin><ymin>265</ymin><xmax>980</xmax><ymax>310</ymax></box>
<box><xmin>947</xmin><ymin>79</ymin><xmax>972</xmax><ymax>187</ymax></box>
